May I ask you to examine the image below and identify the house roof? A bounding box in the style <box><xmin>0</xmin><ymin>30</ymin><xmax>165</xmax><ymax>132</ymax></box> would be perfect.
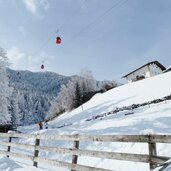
<box><xmin>122</xmin><ymin>61</ymin><xmax>166</xmax><ymax>78</ymax></box>
<box><xmin>163</xmin><ymin>66</ymin><xmax>171</xmax><ymax>73</ymax></box>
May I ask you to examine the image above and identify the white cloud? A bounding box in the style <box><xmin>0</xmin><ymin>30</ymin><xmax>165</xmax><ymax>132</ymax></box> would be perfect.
<box><xmin>7</xmin><ymin>46</ymin><xmax>25</xmax><ymax>69</ymax></box>
<box><xmin>22</xmin><ymin>0</ymin><xmax>50</xmax><ymax>16</ymax></box>
<box><xmin>7</xmin><ymin>46</ymin><xmax>37</xmax><ymax>71</ymax></box>
<box><xmin>23</xmin><ymin>0</ymin><xmax>37</xmax><ymax>15</ymax></box>
<box><xmin>7</xmin><ymin>46</ymin><xmax>52</xmax><ymax>72</ymax></box>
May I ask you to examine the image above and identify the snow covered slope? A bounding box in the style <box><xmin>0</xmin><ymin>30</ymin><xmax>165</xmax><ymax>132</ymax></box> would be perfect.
<box><xmin>47</xmin><ymin>71</ymin><xmax>171</xmax><ymax>171</ymax></box>
<box><xmin>6</xmin><ymin>71</ymin><xmax>171</xmax><ymax>171</ymax></box>
<box><xmin>51</xmin><ymin>71</ymin><xmax>171</xmax><ymax>135</ymax></box>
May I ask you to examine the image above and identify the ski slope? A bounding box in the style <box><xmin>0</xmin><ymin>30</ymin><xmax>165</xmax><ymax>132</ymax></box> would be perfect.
<box><xmin>1</xmin><ymin>71</ymin><xmax>171</xmax><ymax>171</ymax></box>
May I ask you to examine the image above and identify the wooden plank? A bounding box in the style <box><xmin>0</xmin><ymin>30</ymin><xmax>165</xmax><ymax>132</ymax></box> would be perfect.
<box><xmin>0</xmin><ymin>141</ymin><xmax>152</xmax><ymax>163</ymax></box>
<box><xmin>71</xmin><ymin>140</ymin><xmax>79</xmax><ymax>171</ymax></box>
<box><xmin>149</xmin><ymin>135</ymin><xmax>171</xmax><ymax>143</ymax></box>
<box><xmin>0</xmin><ymin>139</ymin><xmax>150</xmax><ymax>163</ymax></box>
<box><xmin>148</xmin><ymin>142</ymin><xmax>157</xmax><ymax>170</ymax></box>
<box><xmin>0</xmin><ymin>142</ymin><xmax>169</xmax><ymax>165</ymax></box>
<box><xmin>2</xmin><ymin>133</ymin><xmax>171</xmax><ymax>143</ymax></box>
<box><xmin>0</xmin><ymin>150</ymin><xmax>33</xmax><ymax>160</ymax></box>
<box><xmin>33</xmin><ymin>138</ymin><xmax>40</xmax><ymax>167</ymax></box>
<box><xmin>34</xmin><ymin>157</ymin><xmax>113</xmax><ymax>171</ymax></box>
<box><xmin>35</xmin><ymin>146</ymin><xmax>150</xmax><ymax>163</ymax></box>
<box><xmin>36</xmin><ymin>134</ymin><xmax>150</xmax><ymax>143</ymax></box>
<box><xmin>0</xmin><ymin>141</ymin><xmax>34</xmax><ymax>149</ymax></box>
<box><xmin>151</xmin><ymin>156</ymin><xmax>171</xmax><ymax>165</ymax></box>
<box><xmin>0</xmin><ymin>132</ymin><xmax>35</xmax><ymax>139</ymax></box>
<box><xmin>7</xmin><ymin>137</ymin><xmax>12</xmax><ymax>158</ymax></box>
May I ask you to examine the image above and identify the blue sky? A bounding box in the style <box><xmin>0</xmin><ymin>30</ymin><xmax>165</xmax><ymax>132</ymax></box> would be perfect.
<box><xmin>0</xmin><ymin>0</ymin><xmax>171</xmax><ymax>82</ymax></box>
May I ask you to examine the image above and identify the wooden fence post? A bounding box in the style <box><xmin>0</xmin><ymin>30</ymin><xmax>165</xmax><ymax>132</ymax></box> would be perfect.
<box><xmin>71</xmin><ymin>140</ymin><xmax>79</xmax><ymax>171</ymax></box>
<box><xmin>7</xmin><ymin>137</ymin><xmax>12</xmax><ymax>158</ymax></box>
<box><xmin>148</xmin><ymin>135</ymin><xmax>157</xmax><ymax>170</ymax></box>
<box><xmin>33</xmin><ymin>137</ymin><xmax>40</xmax><ymax>167</ymax></box>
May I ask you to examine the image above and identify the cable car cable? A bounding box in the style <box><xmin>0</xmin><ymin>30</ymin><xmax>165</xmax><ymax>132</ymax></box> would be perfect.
<box><xmin>33</xmin><ymin>0</ymin><xmax>128</xmax><ymax>70</ymax></box>
<box><xmin>58</xmin><ymin>0</ymin><xmax>88</xmax><ymax>31</ymax></box>
<box><xmin>66</xmin><ymin>0</ymin><xmax>128</xmax><ymax>45</ymax></box>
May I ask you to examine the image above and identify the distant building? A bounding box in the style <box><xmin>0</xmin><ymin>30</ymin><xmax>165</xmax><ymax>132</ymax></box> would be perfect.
<box><xmin>122</xmin><ymin>61</ymin><xmax>166</xmax><ymax>83</ymax></box>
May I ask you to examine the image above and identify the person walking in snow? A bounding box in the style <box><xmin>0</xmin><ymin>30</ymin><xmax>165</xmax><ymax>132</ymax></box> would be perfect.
<box><xmin>45</xmin><ymin>121</ymin><xmax>48</xmax><ymax>129</ymax></box>
<box><xmin>38</xmin><ymin>121</ymin><xmax>43</xmax><ymax>130</ymax></box>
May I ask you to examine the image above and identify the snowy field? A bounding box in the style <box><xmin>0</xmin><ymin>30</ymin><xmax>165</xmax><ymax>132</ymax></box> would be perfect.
<box><xmin>1</xmin><ymin>72</ymin><xmax>171</xmax><ymax>171</ymax></box>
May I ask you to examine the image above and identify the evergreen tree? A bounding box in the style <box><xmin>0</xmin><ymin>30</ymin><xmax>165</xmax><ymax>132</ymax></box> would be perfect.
<box><xmin>74</xmin><ymin>82</ymin><xmax>82</xmax><ymax>108</ymax></box>
<box><xmin>48</xmin><ymin>68</ymin><xmax>98</xmax><ymax>117</ymax></box>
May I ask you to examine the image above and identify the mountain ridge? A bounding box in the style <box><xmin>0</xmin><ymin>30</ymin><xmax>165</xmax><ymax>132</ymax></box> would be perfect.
<box><xmin>7</xmin><ymin>68</ymin><xmax>72</xmax><ymax>97</ymax></box>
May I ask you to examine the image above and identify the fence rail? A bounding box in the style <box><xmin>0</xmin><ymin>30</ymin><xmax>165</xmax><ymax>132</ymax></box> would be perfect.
<box><xmin>0</xmin><ymin>133</ymin><xmax>171</xmax><ymax>171</ymax></box>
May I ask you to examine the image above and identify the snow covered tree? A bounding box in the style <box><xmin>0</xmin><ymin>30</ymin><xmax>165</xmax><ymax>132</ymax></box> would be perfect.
<box><xmin>74</xmin><ymin>82</ymin><xmax>82</xmax><ymax>108</ymax></box>
<box><xmin>9</xmin><ymin>90</ymin><xmax>21</xmax><ymax>127</ymax></box>
<box><xmin>47</xmin><ymin>98</ymin><xmax>64</xmax><ymax>120</ymax></box>
<box><xmin>0</xmin><ymin>47</ymin><xmax>12</xmax><ymax>123</ymax></box>
<box><xmin>16</xmin><ymin>90</ymin><xmax>50</xmax><ymax>126</ymax></box>
<box><xmin>99</xmin><ymin>80</ymin><xmax>118</xmax><ymax>92</ymax></box>
<box><xmin>80</xmin><ymin>68</ymin><xmax>97</xmax><ymax>93</ymax></box>
<box><xmin>58</xmin><ymin>81</ymin><xmax>76</xmax><ymax>111</ymax></box>
<box><xmin>47</xmin><ymin>68</ymin><xmax>98</xmax><ymax>119</ymax></box>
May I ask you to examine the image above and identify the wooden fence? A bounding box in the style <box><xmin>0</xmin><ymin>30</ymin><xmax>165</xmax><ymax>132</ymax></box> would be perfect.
<box><xmin>0</xmin><ymin>133</ymin><xmax>170</xmax><ymax>171</ymax></box>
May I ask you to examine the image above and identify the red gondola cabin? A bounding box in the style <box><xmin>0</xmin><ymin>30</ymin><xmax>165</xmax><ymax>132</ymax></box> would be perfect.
<box><xmin>56</xmin><ymin>36</ymin><xmax>61</xmax><ymax>44</ymax></box>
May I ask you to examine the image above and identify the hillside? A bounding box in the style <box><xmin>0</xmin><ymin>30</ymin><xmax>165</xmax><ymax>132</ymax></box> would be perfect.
<box><xmin>12</xmin><ymin>71</ymin><xmax>171</xmax><ymax>171</ymax></box>
<box><xmin>7</xmin><ymin>69</ymin><xmax>72</xmax><ymax>125</ymax></box>
<box><xmin>7</xmin><ymin>68</ymin><xmax>117</xmax><ymax>125</ymax></box>
<box><xmin>1</xmin><ymin>71</ymin><xmax>170</xmax><ymax>171</ymax></box>
<box><xmin>7</xmin><ymin>68</ymin><xmax>71</xmax><ymax>97</ymax></box>
<box><xmin>50</xmin><ymin>71</ymin><xmax>171</xmax><ymax>133</ymax></box>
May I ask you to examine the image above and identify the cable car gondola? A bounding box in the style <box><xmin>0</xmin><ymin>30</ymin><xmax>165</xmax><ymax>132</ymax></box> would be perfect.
<box><xmin>56</xmin><ymin>36</ymin><xmax>61</xmax><ymax>44</ymax></box>
<box><xmin>41</xmin><ymin>64</ymin><xmax>44</xmax><ymax>70</ymax></box>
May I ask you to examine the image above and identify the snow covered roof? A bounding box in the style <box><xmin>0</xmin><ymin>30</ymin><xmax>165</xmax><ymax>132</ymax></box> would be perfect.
<box><xmin>163</xmin><ymin>66</ymin><xmax>171</xmax><ymax>73</ymax></box>
<box><xmin>122</xmin><ymin>61</ymin><xmax>166</xmax><ymax>78</ymax></box>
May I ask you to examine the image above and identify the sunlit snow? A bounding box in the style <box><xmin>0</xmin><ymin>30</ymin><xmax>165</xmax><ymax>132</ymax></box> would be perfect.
<box><xmin>1</xmin><ymin>72</ymin><xmax>171</xmax><ymax>171</ymax></box>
